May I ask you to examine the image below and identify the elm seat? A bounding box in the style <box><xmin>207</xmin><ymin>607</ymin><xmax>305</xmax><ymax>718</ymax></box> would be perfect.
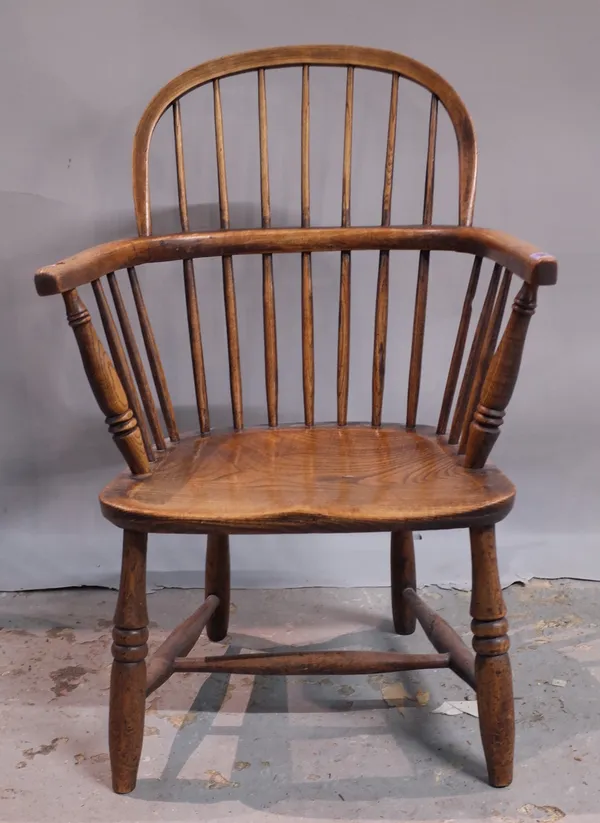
<box><xmin>100</xmin><ymin>425</ymin><xmax>515</xmax><ymax>533</ymax></box>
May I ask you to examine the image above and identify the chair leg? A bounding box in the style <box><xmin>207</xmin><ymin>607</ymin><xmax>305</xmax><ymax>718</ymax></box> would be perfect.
<box><xmin>109</xmin><ymin>530</ymin><xmax>148</xmax><ymax>794</ymax></box>
<box><xmin>390</xmin><ymin>531</ymin><xmax>416</xmax><ymax>635</ymax></box>
<box><xmin>205</xmin><ymin>533</ymin><xmax>230</xmax><ymax>642</ymax></box>
<box><xmin>469</xmin><ymin>525</ymin><xmax>514</xmax><ymax>788</ymax></box>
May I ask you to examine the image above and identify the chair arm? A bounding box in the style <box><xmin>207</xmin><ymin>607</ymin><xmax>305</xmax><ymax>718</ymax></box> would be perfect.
<box><xmin>34</xmin><ymin>226</ymin><xmax>557</xmax><ymax>296</ymax></box>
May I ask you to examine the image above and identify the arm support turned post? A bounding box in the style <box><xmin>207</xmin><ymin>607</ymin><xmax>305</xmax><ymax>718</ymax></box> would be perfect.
<box><xmin>464</xmin><ymin>283</ymin><xmax>537</xmax><ymax>469</ymax></box>
<box><xmin>63</xmin><ymin>289</ymin><xmax>150</xmax><ymax>476</ymax></box>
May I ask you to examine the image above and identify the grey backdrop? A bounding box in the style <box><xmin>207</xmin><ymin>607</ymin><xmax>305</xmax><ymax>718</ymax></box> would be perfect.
<box><xmin>1</xmin><ymin>0</ymin><xmax>597</xmax><ymax>591</ymax></box>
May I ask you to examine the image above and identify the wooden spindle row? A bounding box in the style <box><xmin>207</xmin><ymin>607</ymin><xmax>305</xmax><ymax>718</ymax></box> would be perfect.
<box><xmin>147</xmin><ymin>69</ymin><xmax>506</xmax><ymax>444</ymax></box>
<box><xmin>258</xmin><ymin>68</ymin><xmax>278</xmax><ymax>428</ymax></box>
<box><xmin>64</xmin><ymin>289</ymin><xmax>150</xmax><ymax>476</ymax></box>
<box><xmin>337</xmin><ymin>67</ymin><xmax>354</xmax><ymax>426</ymax></box>
<box><xmin>173</xmin><ymin>101</ymin><xmax>210</xmax><ymax>434</ymax></box>
<box><xmin>406</xmin><ymin>95</ymin><xmax>438</xmax><ymax>430</ymax></box>
<box><xmin>127</xmin><ymin>267</ymin><xmax>178</xmax><ymax>443</ymax></box>
<box><xmin>458</xmin><ymin>268</ymin><xmax>512</xmax><ymax>453</ymax></box>
<box><xmin>91</xmin><ymin>269</ymin><xmax>179</xmax><ymax>455</ymax></box>
<box><xmin>448</xmin><ymin>264</ymin><xmax>502</xmax><ymax>445</ymax></box>
<box><xmin>213</xmin><ymin>79</ymin><xmax>244</xmax><ymax>431</ymax></box>
<box><xmin>106</xmin><ymin>273</ymin><xmax>166</xmax><ymax>451</ymax></box>
<box><xmin>91</xmin><ymin>279</ymin><xmax>154</xmax><ymax>462</ymax></box>
<box><xmin>301</xmin><ymin>65</ymin><xmax>315</xmax><ymax>427</ymax></box>
<box><xmin>437</xmin><ymin>257</ymin><xmax>482</xmax><ymax>435</ymax></box>
<box><xmin>372</xmin><ymin>73</ymin><xmax>399</xmax><ymax>427</ymax></box>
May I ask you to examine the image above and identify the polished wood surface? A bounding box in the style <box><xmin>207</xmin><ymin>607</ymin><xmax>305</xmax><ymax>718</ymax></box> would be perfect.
<box><xmin>403</xmin><ymin>587</ymin><xmax>476</xmax><ymax>690</ymax></box>
<box><xmin>371</xmin><ymin>73</ymin><xmax>399</xmax><ymax>427</ymax></box>
<box><xmin>436</xmin><ymin>256</ymin><xmax>481</xmax><ymax>435</ymax></box>
<box><xmin>63</xmin><ymin>290</ymin><xmax>150</xmax><ymax>476</ymax></box>
<box><xmin>172</xmin><ymin>650</ymin><xmax>450</xmax><ymax>676</ymax></box>
<box><xmin>100</xmin><ymin>425</ymin><xmax>515</xmax><ymax>533</ymax></box>
<box><xmin>107</xmin><ymin>272</ymin><xmax>166</xmax><ymax>451</ymax></box>
<box><xmin>35</xmin><ymin>226</ymin><xmax>556</xmax><ymax>295</ymax></box>
<box><xmin>145</xmin><ymin>595</ymin><xmax>219</xmax><ymax>696</ymax></box>
<box><xmin>465</xmin><ymin>283</ymin><xmax>538</xmax><ymax>469</ymax></box>
<box><xmin>92</xmin><ymin>278</ymin><xmax>154</xmax><ymax>462</ymax></box>
<box><xmin>301</xmin><ymin>66</ymin><xmax>314</xmax><ymax>427</ymax></box>
<box><xmin>34</xmin><ymin>46</ymin><xmax>558</xmax><ymax>793</ymax></box>
<box><xmin>470</xmin><ymin>526</ymin><xmax>514</xmax><ymax>788</ymax></box>
<box><xmin>173</xmin><ymin>101</ymin><xmax>210</xmax><ymax>435</ymax></box>
<box><xmin>204</xmin><ymin>534</ymin><xmax>230</xmax><ymax>642</ymax></box>
<box><xmin>132</xmin><ymin>45</ymin><xmax>477</xmax><ymax>233</ymax></box>
<box><xmin>337</xmin><ymin>67</ymin><xmax>354</xmax><ymax>426</ymax></box>
<box><xmin>258</xmin><ymin>68</ymin><xmax>278</xmax><ymax>428</ymax></box>
<box><xmin>109</xmin><ymin>530</ymin><xmax>148</xmax><ymax>794</ymax></box>
<box><xmin>406</xmin><ymin>95</ymin><xmax>438</xmax><ymax>429</ymax></box>
<box><xmin>127</xmin><ymin>266</ymin><xmax>179</xmax><ymax>442</ymax></box>
<box><xmin>390</xmin><ymin>531</ymin><xmax>416</xmax><ymax>635</ymax></box>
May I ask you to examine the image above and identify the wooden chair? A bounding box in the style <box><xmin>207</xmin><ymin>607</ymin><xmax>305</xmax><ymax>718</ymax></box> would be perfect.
<box><xmin>34</xmin><ymin>46</ymin><xmax>557</xmax><ymax>794</ymax></box>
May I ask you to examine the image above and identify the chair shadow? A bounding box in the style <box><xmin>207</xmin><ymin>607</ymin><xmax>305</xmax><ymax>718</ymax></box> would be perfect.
<box><xmin>134</xmin><ymin>626</ymin><xmax>487</xmax><ymax>815</ymax></box>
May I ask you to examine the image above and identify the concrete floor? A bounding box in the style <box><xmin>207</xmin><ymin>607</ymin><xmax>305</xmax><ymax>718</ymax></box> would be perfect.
<box><xmin>0</xmin><ymin>582</ymin><xmax>598</xmax><ymax>822</ymax></box>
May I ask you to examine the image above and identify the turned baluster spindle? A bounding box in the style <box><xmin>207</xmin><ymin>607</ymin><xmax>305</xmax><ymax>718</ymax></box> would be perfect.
<box><xmin>372</xmin><ymin>73</ymin><xmax>399</xmax><ymax>427</ymax></box>
<box><xmin>437</xmin><ymin>256</ymin><xmax>482</xmax><ymax>435</ymax></box>
<box><xmin>127</xmin><ymin>267</ymin><xmax>178</xmax><ymax>443</ymax></box>
<box><xmin>448</xmin><ymin>264</ymin><xmax>501</xmax><ymax>445</ymax></box>
<box><xmin>92</xmin><ymin>279</ymin><xmax>154</xmax><ymax>462</ymax></box>
<box><xmin>173</xmin><ymin>99</ymin><xmax>210</xmax><ymax>434</ymax></box>
<box><xmin>337</xmin><ymin>66</ymin><xmax>354</xmax><ymax>426</ymax></box>
<box><xmin>107</xmin><ymin>272</ymin><xmax>166</xmax><ymax>451</ymax></box>
<box><xmin>464</xmin><ymin>282</ymin><xmax>537</xmax><ymax>469</ymax></box>
<box><xmin>63</xmin><ymin>289</ymin><xmax>149</xmax><ymax>476</ymax></box>
<box><xmin>301</xmin><ymin>64</ymin><xmax>314</xmax><ymax>427</ymax></box>
<box><xmin>459</xmin><ymin>268</ymin><xmax>512</xmax><ymax>453</ymax></box>
<box><xmin>258</xmin><ymin>69</ymin><xmax>278</xmax><ymax>427</ymax></box>
<box><xmin>213</xmin><ymin>78</ymin><xmax>243</xmax><ymax>430</ymax></box>
<box><xmin>406</xmin><ymin>94</ymin><xmax>438</xmax><ymax>429</ymax></box>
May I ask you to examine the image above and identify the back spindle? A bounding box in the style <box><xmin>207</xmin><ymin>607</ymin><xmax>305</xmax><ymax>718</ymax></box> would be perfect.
<box><xmin>173</xmin><ymin>100</ymin><xmax>210</xmax><ymax>434</ymax></box>
<box><xmin>337</xmin><ymin>66</ymin><xmax>354</xmax><ymax>426</ymax></box>
<box><xmin>458</xmin><ymin>268</ymin><xmax>512</xmax><ymax>453</ymax></box>
<box><xmin>92</xmin><ymin>279</ymin><xmax>154</xmax><ymax>462</ymax></box>
<box><xmin>107</xmin><ymin>272</ymin><xmax>166</xmax><ymax>451</ymax></box>
<box><xmin>448</xmin><ymin>263</ymin><xmax>501</xmax><ymax>445</ymax></box>
<box><xmin>437</xmin><ymin>256</ymin><xmax>482</xmax><ymax>435</ymax></box>
<box><xmin>301</xmin><ymin>65</ymin><xmax>314</xmax><ymax>427</ymax></box>
<box><xmin>213</xmin><ymin>78</ymin><xmax>243</xmax><ymax>430</ymax></box>
<box><xmin>372</xmin><ymin>73</ymin><xmax>399</xmax><ymax>427</ymax></box>
<box><xmin>258</xmin><ymin>69</ymin><xmax>278</xmax><ymax>427</ymax></box>
<box><xmin>406</xmin><ymin>94</ymin><xmax>438</xmax><ymax>429</ymax></box>
<box><xmin>127</xmin><ymin>267</ymin><xmax>179</xmax><ymax>443</ymax></box>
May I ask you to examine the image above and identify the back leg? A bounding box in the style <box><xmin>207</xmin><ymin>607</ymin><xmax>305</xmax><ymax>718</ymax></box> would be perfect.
<box><xmin>390</xmin><ymin>531</ymin><xmax>416</xmax><ymax>635</ymax></box>
<box><xmin>205</xmin><ymin>533</ymin><xmax>230</xmax><ymax>642</ymax></box>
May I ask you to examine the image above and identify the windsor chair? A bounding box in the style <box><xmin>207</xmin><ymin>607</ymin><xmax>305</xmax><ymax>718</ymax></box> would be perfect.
<box><xmin>34</xmin><ymin>46</ymin><xmax>557</xmax><ymax>794</ymax></box>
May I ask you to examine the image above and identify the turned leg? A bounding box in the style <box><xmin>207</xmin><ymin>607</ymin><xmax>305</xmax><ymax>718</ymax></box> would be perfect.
<box><xmin>470</xmin><ymin>525</ymin><xmax>514</xmax><ymax>788</ymax></box>
<box><xmin>205</xmin><ymin>533</ymin><xmax>230</xmax><ymax>642</ymax></box>
<box><xmin>390</xmin><ymin>531</ymin><xmax>416</xmax><ymax>635</ymax></box>
<box><xmin>109</xmin><ymin>530</ymin><xmax>148</xmax><ymax>794</ymax></box>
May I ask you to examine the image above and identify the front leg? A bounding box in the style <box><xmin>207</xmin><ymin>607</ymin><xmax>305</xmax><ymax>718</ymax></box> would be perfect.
<box><xmin>470</xmin><ymin>525</ymin><xmax>514</xmax><ymax>788</ymax></box>
<box><xmin>109</xmin><ymin>530</ymin><xmax>148</xmax><ymax>794</ymax></box>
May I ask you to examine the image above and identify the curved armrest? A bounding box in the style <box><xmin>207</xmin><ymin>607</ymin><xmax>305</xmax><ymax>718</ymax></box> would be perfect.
<box><xmin>35</xmin><ymin>225</ymin><xmax>557</xmax><ymax>296</ymax></box>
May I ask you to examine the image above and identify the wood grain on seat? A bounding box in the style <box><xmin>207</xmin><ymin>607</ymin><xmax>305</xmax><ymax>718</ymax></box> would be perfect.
<box><xmin>100</xmin><ymin>425</ymin><xmax>514</xmax><ymax>534</ymax></box>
